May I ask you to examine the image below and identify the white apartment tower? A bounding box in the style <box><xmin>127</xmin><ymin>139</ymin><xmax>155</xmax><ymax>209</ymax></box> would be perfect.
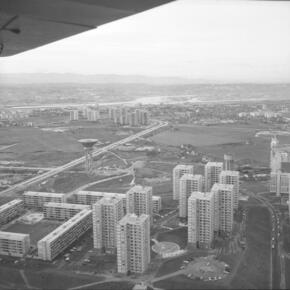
<box><xmin>117</xmin><ymin>214</ymin><xmax>150</xmax><ymax>274</ymax></box>
<box><xmin>126</xmin><ymin>185</ymin><xmax>152</xmax><ymax>218</ymax></box>
<box><xmin>188</xmin><ymin>192</ymin><xmax>215</xmax><ymax>249</ymax></box>
<box><xmin>179</xmin><ymin>174</ymin><xmax>203</xmax><ymax>218</ymax></box>
<box><xmin>205</xmin><ymin>162</ymin><xmax>223</xmax><ymax>192</ymax></box>
<box><xmin>173</xmin><ymin>164</ymin><xmax>194</xmax><ymax>200</ymax></box>
<box><xmin>219</xmin><ymin>170</ymin><xmax>240</xmax><ymax>209</ymax></box>
<box><xmin>92</xmin><ymin>197</ymin><xmax>124</xmax><ymax>252</ymax></box>
<box><xmin>211</xmin><ymin>183</ymin><xmax>234</xmax><ymax>234</ymax></box>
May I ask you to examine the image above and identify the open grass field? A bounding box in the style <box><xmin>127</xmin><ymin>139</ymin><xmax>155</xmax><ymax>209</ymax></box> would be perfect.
<box><xmin>286</xmin><ymin>258</ymin><xmax>290</xmax><ymax>290</ymax></box>
<box><xmin>81</xmin><ymin>281</ymin><xmax>134</xmax><ymax>290</ymax></box>
<box><xmin>0</xmin><ymin>266</ymin><xmax>104</xmax><ymax>290</ymax></box>
<box><xmin>4</xmin><ymin>220</ymin><xmax>61</xmax><ymax>245</ymax></box>
<box><xmin>0</xmin><ymin>125</ymin><xmax>122</xmax><ymax>167</ymax></box>
<box><xmin>152</xmin><ymin>124</ymin><xmax>256</xmax><ymax>147</ymax></box>
<box><xmin>156</xmin><ymin>228</ymin><xmax>188</xmax><ymax>249</ymax></box>
<box><xmin>152</xmin><ymin>124</ymin><xmax>290</xmax><ymax>166</ymax></box>
<box><xmin>229</xmin><ymin>205</ymin><xmax>271</xmax><ymax>289</ymax></box>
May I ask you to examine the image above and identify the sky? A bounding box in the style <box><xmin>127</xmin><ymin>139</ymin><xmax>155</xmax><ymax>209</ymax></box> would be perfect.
<box><xmin>1</xmin><ymin>0</ymin><xmax>290</xmax><ymax>82</ymax></box>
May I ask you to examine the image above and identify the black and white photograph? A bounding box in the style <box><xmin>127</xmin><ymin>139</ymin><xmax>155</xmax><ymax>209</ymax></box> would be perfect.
<box><xmin>0</xmin><ymin>0</ymin><xmax>289</xmax><ymax>289</ymax></box>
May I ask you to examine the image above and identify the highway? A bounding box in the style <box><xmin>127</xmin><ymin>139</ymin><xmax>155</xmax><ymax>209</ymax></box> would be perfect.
<box><xmin>0</xmin><ymin>120</ymin><xmax>168</xmax><ymax>196</ymax></box>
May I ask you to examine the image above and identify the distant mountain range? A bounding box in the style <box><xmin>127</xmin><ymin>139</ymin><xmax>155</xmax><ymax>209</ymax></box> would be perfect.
<box><xmin>0</xmin><ymin>73</ymin><xmax>202</xmax><ymax>85</ymax></box>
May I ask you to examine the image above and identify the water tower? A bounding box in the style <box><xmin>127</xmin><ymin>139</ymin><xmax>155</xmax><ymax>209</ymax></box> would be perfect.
<box><xmin>78</xmin><ymin>139</ymin><xmax>99</xmax><ymax>172</ymax></box>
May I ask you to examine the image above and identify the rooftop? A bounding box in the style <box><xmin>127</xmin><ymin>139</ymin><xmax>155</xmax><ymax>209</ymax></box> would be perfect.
<box><xmin>206</xmin><ymin>162</ymin><xmax>224</xmax><ymax>167</ymax></box>
<box><xmin>220</xmin><ymin>170</ymin><xmax>239</xmax><ymax>176</ymax></box>
<box><xmin>211</xmin><ymin>183</ymin><xmax>234</xmax><ymax>191</ymax></box>
<box><xmin>0</xmin><ymin>231</ymin><xmax>29</xmax><ymax>240</ymax></box>
<box><xmin>119</xmin><ymin>213</ymin><xmax>149</xmax><ymax>225</ymax></box>
<box><xmin>24</xmin><ymin>191</ymin><xmax>65</xmax><ymax>198</ymax></box>
<box><xmin>189</xmin><ymin>191</ymin><xmax>213</xmax><ymax>201</ymax></box>
<box><xmin>43</xmin><ymin>202</ymin><xmax>90</xmax><ymax>210</ymax></box>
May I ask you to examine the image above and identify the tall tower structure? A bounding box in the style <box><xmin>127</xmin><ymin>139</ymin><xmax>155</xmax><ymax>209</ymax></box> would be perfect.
<box><xmin>224</xmin><ymin>154</ymin><xmax>234</xmax><ymax>171</ymax></box>
<box><xmin>92</xmin><ymin>196</ymin><xmax>124</xmax><ymax>252</ymax></box>
<box><xmin>204</xmin><ymin>162</ymin><xmax>223</xmax><ymax>192</ymax></box>
<box><xmin>78</xmin><ymin>139</ymin><xmax>98</xmax><ymax>173</ymax></box>
<box><xmin>173</xmin><ymin>164</ymin><xmax>194</xmax><ymax>200</ymax></box>
<box><xmin>126</xmin><ymin>185</ymin><xmax>152</xmax><ymax>219</ymax></box>
<box><xmin>179</xmin><ymin>174</ymin><xmax>203</xmax><ymax>218</ymax></box>
<box><xmin>219</xmin><ymin>170</ymin><xmax>240</xmax><ymax>209</ymax></box>
<box><xmin>188</xmin><ymin>192</ymin><xmax>214</xmax><ymax>249</ymax></box>
<box><xmin>270</xmin><ymin>136</ymin><xmax>281</xmax><ymax>173</ymax></box>
<box><xmin>211</xmin><ymin>183</ymin><xmax>234</xmax><ymax>235</ymax></box>
<box><xmin>117</xmin><ymin>214</ymin><xmax>150</xmax><ymax>274</ymax></box>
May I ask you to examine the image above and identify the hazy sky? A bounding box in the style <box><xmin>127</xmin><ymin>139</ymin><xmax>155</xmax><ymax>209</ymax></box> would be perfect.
<box><xmin>1</xmin><ymin>0</ymin><xmax>290</xmax><ymax>82</ymax></box>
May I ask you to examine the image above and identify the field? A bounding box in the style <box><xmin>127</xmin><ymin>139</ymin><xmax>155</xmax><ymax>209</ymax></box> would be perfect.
<box><xmin>286</xmin><ymin>258</ymin><xmax>290</xmax><ymax>290</ymax></box>
<box><xmin>0</xmin><ymin>124</ymin><xmax>123</xmax><ymax>167</ymax></box>
<box><xmin>152</xmin><ymin>124</ymin><xmax>290</xmax><ymax>166</ymax></box>
<box><xmin>4</xmin><ymin>219</ymin><xmax>61</xmax><ymax>245</ymax></box>
<box><xmin>0</xmin><ymin>266</ymin><xmax>104</xmax><ymax>290</ymax></box>
<box><xmin>156</xmin><ymin>228</ymin><xmax>188</xmax><ymax>249</ymax></box>
<box><xmin>228</xmin><ymin>205</ymin><xmax>271</xmax><ymax>289</ymax></box>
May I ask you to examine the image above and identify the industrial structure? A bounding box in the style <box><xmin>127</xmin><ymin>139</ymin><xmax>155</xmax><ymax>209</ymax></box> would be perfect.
<box><xmin>78</xmin><ymin>139</ymin><xmax>99</xmax><ymax>173</ymax></box>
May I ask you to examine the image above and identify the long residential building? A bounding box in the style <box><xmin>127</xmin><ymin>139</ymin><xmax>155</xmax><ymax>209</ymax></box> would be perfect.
<box><xmin>0</xmin><ymin>231</ymin><xmax>30</xmax><ymax>257</ymax></box>
<box><xmin>76</xmin><ymin>190</ymin><xmax>161</xmax><ymax>215</ymax></box>
<box><xmin>43</xmin><ymin>202</ymin><xmax>90</xmax><ymax>221</ymax></box>
<box><xmin>117</xmin><ymin>214</ymin><xmax>150</xmax><ymax>274</ymax></box>
<box><xmin>188</xmin><ymin>192</ymin><xmax>215</xmax><ymax>249</ymax></box>
<box><xmin>126</xmin><ymin>185</ymin><xmax>152</xmax><ymax>218</ymax></box>
<box><xmin>24</xmin><ymin>191</ymin><xmax>65</xmax><ymax>209</ymax></box>
<box><xmin>75</xmin><ymin>191</ymin><xmax>127</xmax><ymax>213</ymax></box>
<box><xmin>204</xmin><ymin>162</ymin><xmax>223</xmax><ymax>192</ymax></box>
<box><xmin>37</xmin><ymin>209</ymin><xmax>92</xmax><ymax>261</ymax></box>
<box><xmin>211</xmin><ymin>183</ymin><xmax>234</xmax><ymax>234</ymax></box>
<box><xmin>219</xmin><ymin>170</ymin><xmax>240</xmax><ymax>209</ymax></box>
<box><xmin>179</xmin><ymin>174</ymin><xmax>203</xmax><ymax>218</ymax></box>
<box><xmin>173</xmin><ymin>164</ymin><xmax>194</xmax><ymax>200</ymax></box>
<box><xmin>93</xmin><ymin>197</ymin><xmax>124</xmax><ymax>252</ymax></box>
<box><xmin>0</xmin><ymin>199</ymin><xmax>24</xmax><ymax>226</ymax></box>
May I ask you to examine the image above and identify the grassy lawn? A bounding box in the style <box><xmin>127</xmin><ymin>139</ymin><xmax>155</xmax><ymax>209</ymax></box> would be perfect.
<box><xmin>286</xmin><ymin>258</ymin><xmax>290</xmax><ymax>290</ymax></box>
<box><xmin>81</xmin><ymin>281</ymin><xmax>134</xmax><ymax>290</ymax></box>
<box><xmin>4</xmin><ymin>220</ymin><xmax>61</xmax><ymax>245</ymax></box>
<box><xmin>154</xmin><ymin>274</ymin><xmax>227</xmax><ymax>290</ymax></box>
<box><xmin>283</xmin><ymin>222</ymin><xmax>290</xmax><ymax>253</ymax></box>
<box><xmin>229</xmin><ymin>205</ymin><xmax>271</xmax><ymax>289</ymax></box>
<box><xmin>156</xmin><ymin>227</ymin><xmax>187</xmax><ymax>249</ymax></box>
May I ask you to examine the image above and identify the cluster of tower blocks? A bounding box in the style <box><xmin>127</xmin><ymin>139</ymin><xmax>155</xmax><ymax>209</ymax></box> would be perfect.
<box><xmin>173</xmin><ymin>154</ymin><xmax>239</xmax><ymax>249</ymax></box>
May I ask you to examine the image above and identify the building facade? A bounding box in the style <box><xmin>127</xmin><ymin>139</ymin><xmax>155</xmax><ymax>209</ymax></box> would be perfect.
<box><xmin>43</xmin><ymin>202</ymin><xmax>90</xmax><ymax>221</ymax></box>
<box><xmin>219</xmin><ymin>170</ymin><xmax>240</xmax><ymax>209</ymax></box>
<box><xmin>92</xmin><ymin>197</ymin><xmax>124</xmax><ymax>252</ymax></box>
<box><xmin>23</xmin><ymin>191</ymin><xmax>65</xmax><ymax>209</ymax></box>
<box><xmin>204</xmin><ymin>162</ymin><xmax>223</xmax><ymax>192</ymax></box>
<box><xmin>126</xmin><ymin>185</ymin><xmax>152</xmax><ymax>218</ymax></box>
<box><xmin>179</xmin><ymin>174</ymin><xmax>203</xmax><ymax>218</ymax></box>
<box><xmin>187</xmin><ymin>192</ymin><xmax>215</xmax><ymax>249</ymax></box>
<box><xmin>173</xmin><ymin>164</ymin><xmax>194</xmax><ymax>200</ymax></box>
<box><xmin>116</xmin><ymin>214</ymin><xmax>150</xmax><ymax>274</ymax></box>
<box><xmin>0</xmin><ymin>231</ymin><xmax>30</xmax><ymax>257</ymax></box>
<box><xmin>0</xmin><ymin>199</ymin><xmax>24</xmax><ymax>226</ymax></box>
<box><xmin>211</xmin><ymin>183</ymin><xmax>234</xmax><ymax>234</ymax></box>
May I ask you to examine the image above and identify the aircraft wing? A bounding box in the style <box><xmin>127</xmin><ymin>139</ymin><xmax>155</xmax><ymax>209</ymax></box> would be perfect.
<box><xmin>0</xmin><ymin>0</ymin><xmax>174</xmax><ymax>57</ymax></box>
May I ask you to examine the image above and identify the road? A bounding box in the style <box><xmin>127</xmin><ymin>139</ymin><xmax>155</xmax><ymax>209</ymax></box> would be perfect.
<box><xmin>0</xmin><ymin>120</ymin><xmax>168</xmax><ymax>196</ymax></box>
<box><xmin>247</xmin><ymin>191</ymin><xmax>282</xmax><ymax>289</ymax></box>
